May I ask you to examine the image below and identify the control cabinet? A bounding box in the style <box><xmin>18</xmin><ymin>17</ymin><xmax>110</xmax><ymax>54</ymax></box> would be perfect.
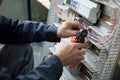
<box><xmin>47</xmin><ymin>0</ymin><xmax>120</xmax><ymax>80</ymax></box>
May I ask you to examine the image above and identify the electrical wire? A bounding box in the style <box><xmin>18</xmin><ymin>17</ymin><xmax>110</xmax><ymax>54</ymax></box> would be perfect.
<box><xmin>112</xmin><ymin>0</ymin><xmax>120</xmax><ymax>8</ymax></box>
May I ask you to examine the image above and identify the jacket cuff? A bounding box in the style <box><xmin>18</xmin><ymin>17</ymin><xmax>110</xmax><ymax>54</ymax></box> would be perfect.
<box><xmin>45</xmin><ymin>55</ymin><xmax>63</xmax><ymax>78</ymax></box>
<box><xmin>45</xmin><ymin>25</ymin><xmax>61</xmax><ymax>42</ymax></box>
<box><xmin>0</xmin><ymin>66</ymin><xmax>11</xmax><ymax>79</ymax></box>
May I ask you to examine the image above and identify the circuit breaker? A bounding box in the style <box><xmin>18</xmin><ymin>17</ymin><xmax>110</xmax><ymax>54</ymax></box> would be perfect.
<box><xmin>47</xmin><ymin>0</ymin><xmax>120</xmax><ymax>80</ymax></box>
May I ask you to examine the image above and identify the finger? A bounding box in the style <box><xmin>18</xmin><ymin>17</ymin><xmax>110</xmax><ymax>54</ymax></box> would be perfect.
<box><xmin>73</xmin><ymin>43</ymin><xmax>86</xmax><ymax>49</ymax></box>
<box><xmin>74</xmin><ymin>56</ymin><xmax>84</xmax><ymax>64</ymax></box>
<box><xmin>76</xmin><ymin>22</ymin><xmax>84</xmax><ymax>29</ymax></box>
<box><xmin>78</xmin><ymin>50</ymin><xmax>86</xmax><ymax>55</ymax></box>
<box><xmin>66</xmin><ymin>20</ymin><xmax>83</xmax><ymax>29</ymax></box>
<box><xmin>68</xmin><ymin>30</ymin><xmax>80</xmax><ymax>36</ymax></box>
<box><xmin>72</xmin><ymin>21</ymin><xmax>84</xmax><ymax>30</ymax></box>
<box><xmin>79</xmin><ymin>56</ymin><xmax>84</xmax><ymax>60</ymax></box>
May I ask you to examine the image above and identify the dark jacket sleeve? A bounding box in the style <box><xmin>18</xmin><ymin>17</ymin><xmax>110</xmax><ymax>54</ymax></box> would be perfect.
<box><xmin>0</xmin><ymin>66</ymin><xmax>11</xmax><ymax>80</ymax></box>
<box><xmin>0</xmin><ymin>15</ymin><xmax>60</xmax><ymax>44</ymax></box>
<box><xmin>0</xmin><ymin>55</ymin><xmax>63</xmax><ymax>80</ymax></box>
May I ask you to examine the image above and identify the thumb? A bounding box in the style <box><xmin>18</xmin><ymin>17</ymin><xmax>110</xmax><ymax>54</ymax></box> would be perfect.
<box><xmin>69</xmin><ymin>30</ymin><xmax>79</xmax><ymax>36</ymax></box>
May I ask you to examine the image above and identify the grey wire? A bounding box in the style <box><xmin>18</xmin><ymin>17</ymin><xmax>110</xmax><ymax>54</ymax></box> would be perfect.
<box><xmin>112</xmin><ymin>0</ymin><xmax>120</xmax><ymax>8</ymax></box>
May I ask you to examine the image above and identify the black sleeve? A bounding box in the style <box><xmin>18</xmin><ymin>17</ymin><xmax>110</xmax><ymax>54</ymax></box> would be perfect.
<box><xmin>0</xmin><ymin>15</ymin><xmax>60</xmax><ymax>44</ymax></box>
<box><xmin>15</xmin><ymin>55</ymin><xmax>63</xmax><ymax>80</ymax></box>
<box><xmin>0</xmin><ymin>66</ymin><xmax>11</xmax><ymax>80</ymax></box>
<box><xmin>0</xmin><ymin>55</ymin><xmax>63</xmax><ymax>80</ymax></box>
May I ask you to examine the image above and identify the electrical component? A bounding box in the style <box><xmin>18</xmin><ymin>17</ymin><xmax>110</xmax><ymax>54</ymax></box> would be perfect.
<box><xmin>57</xmin><ymin>5</ymin><xmax>70</xmax><ymax>21</ymax></box>
<box><xmin>70</xmin><ymin>0</ymin><xmax>101</xmax><ymax>23</ymax></box>
<box><xmin>64</xmin><ymin>0</ymin><xmax>101</xmax><ymax>24</ymax></box>
<box><xmin>86</xmin><ymin>41</ymin><xmax>100</xmax><ymax>55</ymax></box>
<box><xmin>48</xmin><ymin>0</ymin><xmax>120</xmax><ymax>80</ymax></box>
<box><xmin>78</xmin><ymin>63</ymin><xmax>93</xmax><ymax>80</ymax></box>
<box><xmin>63</xmin><ymin>0</ymin><xmax>71</xmax><ymax>5</ymax></box>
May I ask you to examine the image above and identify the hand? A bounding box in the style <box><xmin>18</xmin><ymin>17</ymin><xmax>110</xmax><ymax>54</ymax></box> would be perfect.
<box><xmin>57</xmin><ymin>20</ymin><xmax>83</xmax><ymax>38</ymax></box>
<box><xmin>0</xmin><ymin>0</ymin><xmax>3</xmax><ymax>5</ymax></box>
<box><xmin>54</xmin><ymin>42</ymin><xmax>86</xmax><ymax>66</ymax></box>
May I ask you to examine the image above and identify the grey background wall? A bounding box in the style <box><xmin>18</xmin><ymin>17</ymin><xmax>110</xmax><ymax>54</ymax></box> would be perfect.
<box><xmin>0</xmin><ymin>0</ymin><xmax>48</xmax><ymax>22</ymax></box>
<box><xmin>0</xmin><ymin>0</ymin><xmax>50</xmax><ymax>67</ymax></box>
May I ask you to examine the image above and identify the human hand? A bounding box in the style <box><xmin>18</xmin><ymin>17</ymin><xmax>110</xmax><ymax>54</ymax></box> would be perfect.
<box><xmin>57</xmin><ymin>20</ymin><xmax>83</xmax><ymax>38</ymax></box>
<box><xmin>0</xmin><ymin>0</ymin><xmax>3</xmax><ymax>5</ymax></box>
<box><xmin>54</xmin><ymin>42</ymin><xmax>86</xmax><ymax>66</ymax></box>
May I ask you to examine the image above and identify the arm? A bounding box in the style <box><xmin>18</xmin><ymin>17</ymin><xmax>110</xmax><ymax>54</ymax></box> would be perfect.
<box><xmin>0</xmin><ymin>15</ymin><xmax>60</xmax><ymax>44</ymax></box>
<box><xmin>0</xmin><ymin>55</ymin><xmax>63</xmax><ymax>80</ymax></box>
<box><xmin>15</xmin><ymin>55</ymin><xmax>63</xmax><ymax>80</ymax></box>
<box><xmin>0</xmin><ymin>16</ymin><xmax>86</xmax><ymax>80</ymax></box>
<box><xmin>0</xmin><ymin>66</ymin><xmax>11</xmax><ymax>80</ymax></box>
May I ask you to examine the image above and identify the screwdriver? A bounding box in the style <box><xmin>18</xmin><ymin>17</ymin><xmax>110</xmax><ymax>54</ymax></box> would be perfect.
<box><xmin>70</xmin><ymin>29</ymin><xmax>88</xmax><ymax>68</ymax></box>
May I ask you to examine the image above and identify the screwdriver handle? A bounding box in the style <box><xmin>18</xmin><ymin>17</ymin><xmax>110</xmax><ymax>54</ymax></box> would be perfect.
<box><xmin>71</xmin><ymin>38</ymin><xmax>77</xmax><ymax>43</ymax></box>
<box><xmin>70</xmin><ymin>29</ymin><xmax>88</xmax><ymax>68</ymax></box>
<box><xmin>70</xmin><ymin>38</ymin><xmax>77</xmax><ymax>68</ymax></box>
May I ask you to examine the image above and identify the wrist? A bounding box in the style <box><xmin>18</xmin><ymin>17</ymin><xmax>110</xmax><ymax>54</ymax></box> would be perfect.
<box><xmin>57</xmin><ymin>28</ymin><xmax>62</xmax><ymax>38</ymax></box>
<box><xmin>54</xmin><ymin>54</ymin><xmax>64</xmax><ymax>66</ymax></box>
